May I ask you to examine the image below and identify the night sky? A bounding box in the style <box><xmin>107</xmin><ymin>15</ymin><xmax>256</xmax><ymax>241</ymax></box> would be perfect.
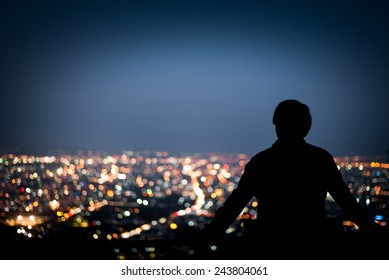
<box><xmin>2</xmin><ymin>0</ymin><xmax>389</xmax><ymax>157</ymax></box>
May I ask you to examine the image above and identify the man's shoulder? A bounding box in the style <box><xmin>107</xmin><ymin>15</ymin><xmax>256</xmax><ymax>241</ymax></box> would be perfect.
<box><xmin>249</xmin><ymin>142</ymin><xmax>334</xmax><ymax>163</ymax></box>
<box><xmin>252</xmin><ymin>146</ymin><xmax>273</xmax><ymax>158</ymax></box>
<box><xmin>248</xmin><ymin>147</ymin><xmax>274</xmax><ymax>165</ymax></box>
<box><xmin>304</xmin><ymin>143</ymin><xmax>333</xmax><ymax>158</ymax></box>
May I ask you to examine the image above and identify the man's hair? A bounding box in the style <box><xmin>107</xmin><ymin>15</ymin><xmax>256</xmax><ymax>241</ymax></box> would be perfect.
<box><xmin>272</xmin><ymin>99</ymin><xmax>312</xmax><ymax>139</ymax></box>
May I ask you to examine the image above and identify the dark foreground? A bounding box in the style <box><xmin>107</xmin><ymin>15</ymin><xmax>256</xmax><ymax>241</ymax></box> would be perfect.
<box><xmin>1</xmin><ymin>226</ymin><xmax>388</xmax><ymax>260</ymax></box>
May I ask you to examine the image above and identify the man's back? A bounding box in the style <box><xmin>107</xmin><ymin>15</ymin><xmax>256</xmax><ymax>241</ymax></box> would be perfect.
<box><xmin>203</xmin><ymin>99</ymin><xmax>378</xmax><ymax>251</ymax></box>
<box><xmin>247</xmin><ymin>139</ymin><xmax>332</xmax><ymax>236</ymax></box>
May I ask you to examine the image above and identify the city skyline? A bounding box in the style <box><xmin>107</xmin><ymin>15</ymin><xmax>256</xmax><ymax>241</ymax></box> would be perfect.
<box><xmin>2</xmin><ymin>1</ymin><xmax>389</xmax><ymax>157</ymax></box>
<box><xmin>1</xmin><ymin>150</ymin><xmax>388</xmax><ymax>259</ymax></box>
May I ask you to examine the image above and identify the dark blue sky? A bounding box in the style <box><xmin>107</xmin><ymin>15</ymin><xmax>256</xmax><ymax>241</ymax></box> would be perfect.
<box><xmin>2</xmin><ymin>0</ymin><xmax>389</xmax><ymax>157</ymax></box>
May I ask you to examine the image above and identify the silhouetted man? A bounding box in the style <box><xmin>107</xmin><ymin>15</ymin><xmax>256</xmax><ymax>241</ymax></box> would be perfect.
<box><xmin>202</xmin><ymin>99</ymin><xmax>379</xmax><ymax>257</ymax></box>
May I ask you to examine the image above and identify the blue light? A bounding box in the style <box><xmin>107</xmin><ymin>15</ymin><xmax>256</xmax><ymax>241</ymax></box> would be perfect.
<box><xmin>374</xmin><ymin>215</ymin><xmax>383</xmax><ymax>221</ymax></box>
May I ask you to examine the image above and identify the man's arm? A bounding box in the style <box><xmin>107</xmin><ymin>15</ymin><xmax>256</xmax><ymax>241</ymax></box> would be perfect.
<box><xmin>203</xmin><ymin>160</ymin><xmax>255</xmax><ymax>239</ymax></box>
<box><xmin>324</xmin><ymin>153</ymin><xmax>378</xmax><ymax>230</ymax></box>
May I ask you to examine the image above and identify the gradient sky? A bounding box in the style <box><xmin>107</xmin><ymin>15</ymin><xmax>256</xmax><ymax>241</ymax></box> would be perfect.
<box><xmin>2</xmin><ymin>0</ymin><xmax>389</xmax><ymax>157</ymax></box>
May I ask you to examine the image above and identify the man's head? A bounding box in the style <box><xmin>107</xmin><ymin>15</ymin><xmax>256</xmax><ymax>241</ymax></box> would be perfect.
<box><xmin>272</xmin><ymin>99</ymin><xmax>312</xmax><ymax>140</ymax></box>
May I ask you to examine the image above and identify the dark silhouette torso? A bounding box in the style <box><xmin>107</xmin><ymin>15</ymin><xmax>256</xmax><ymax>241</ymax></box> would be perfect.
<box><xmin>206</xmin><ymin>139</ymin><xmax>375</xmax><ymax>243</ymax></box>
<box><xmin>249</xmin><ymin>140</ymin><xmax>330</xmax><ymax>235</ymax></box>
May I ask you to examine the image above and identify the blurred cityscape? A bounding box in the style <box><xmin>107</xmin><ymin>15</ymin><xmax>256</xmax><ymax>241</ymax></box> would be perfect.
<box><xmin>0</xmin><ymin>150</ymin><xmax>388</xmax><ymax>259</ymax></box>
